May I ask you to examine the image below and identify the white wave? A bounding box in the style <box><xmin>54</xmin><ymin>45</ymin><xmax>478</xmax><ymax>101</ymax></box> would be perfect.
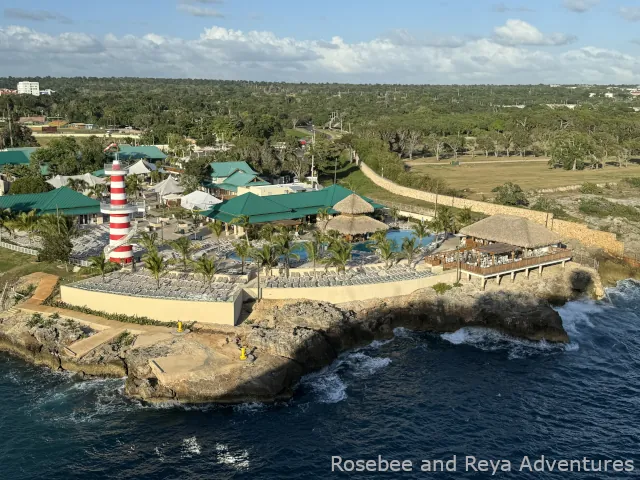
<box><xmin>554</xmin><ymin>300</ymin><xmax>603</xmax><ymax>337</ymax></box>
<box><xmin>605</xmin><ymin>279</ymin><xmax>640</xmax><ymax>307</ymax></box>
<box><xmin>215</xmin><ymin>443</ymin><xmax>250</xmax><ymax>470</ymax></box>
<box><xmin>441</xmin><ymin>327</ymin><xmax>561</xmax><ymax>359</ymax></box>
<box><xmin>368</xmin><ymin>338</ymin><xmax>393</xmax><ymax>349</ymax></box>
<box><xmin>343</xmin><ymin>352</ymin><xmax>392</xmax><ymax>378</ymax></box>
<box><xmin>300</xmin><ymin>368</ymin><xmax>347</xmax><ymax>404</ymax></box>
<box><xmin>181</xmin><ymin>436</ymin><xmax>201</xmax><ymax>458</ymax></box>
<box><xmin>154</xmin><ymin>446</ymin><xmax>165</xmax><ymax>462</ymax></box>
<box><xmin>393</xmin><ymin>327</ymin><xmax>416</xmax><ymax>338</ymax></box>
<box><xmin>565</xmin><ymin>342</ymin><xmax>580</xmax><ymax>352</ymax></box>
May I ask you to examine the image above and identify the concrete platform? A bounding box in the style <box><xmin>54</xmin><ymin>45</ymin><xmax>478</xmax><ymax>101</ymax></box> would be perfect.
<box><xmin>64</xmin><ymin>327</ymin><xmax>127</xmax><ymax>359</ymax></box>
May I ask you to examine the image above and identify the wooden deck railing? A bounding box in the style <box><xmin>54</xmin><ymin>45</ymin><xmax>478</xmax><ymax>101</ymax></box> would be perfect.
<box><xmin>460</xmin><ymin>250</ymin><xmax>572</xmax><ymax>276</ymax></box>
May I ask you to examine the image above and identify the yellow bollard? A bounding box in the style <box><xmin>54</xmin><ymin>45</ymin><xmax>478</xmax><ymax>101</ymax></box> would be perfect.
<box><xmin>177</xmin><ymin>321</ymin><xmax>183</xmax><ymax>333</ymax></box>
<box><xmin>240</xmin><ymin>347</ymin><xmax>247</xmax><ymax>361</ymax></box>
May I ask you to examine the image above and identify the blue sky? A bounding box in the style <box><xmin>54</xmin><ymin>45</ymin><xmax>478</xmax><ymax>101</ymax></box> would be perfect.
<box><xmin>2</xmin><ymin>0</ymin><xmax>640</xmax><ymax>83</ymax></box>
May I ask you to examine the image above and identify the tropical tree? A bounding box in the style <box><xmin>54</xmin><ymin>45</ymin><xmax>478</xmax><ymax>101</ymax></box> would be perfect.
<box><xmin>302</xmin><ymin>237</ymin><xmax>321</xmax><ymax>278</ymax></box>
<box><xmin>37</xmin><ymin>213</ymin><xmax>78</xmax><ymax>269</ymax></box>
<box><xmin>259</xmin><ymin>224</ymin><xmax>277</xmax><ymax>243</ymax></box>
<box><xmin>12</xmin><ymin>210</ymin><xmax>38</xmax><ymax>245</ymax></box>
<box><xmin>143</xmin><ymin>249</ymin><xmax>166</xmax><ymax>289</ymax></box>
<box><xmin>66</xmin><ymin>178</ymin><xmax>89</xmax><ymax>192</ymax></box>
<box><xmin>87</xmin><ymin>183</ymin><xmax>107</xmax><ymax>199</ymax></box>
<box><xmin>89</xmin><ymin>251</ymin><xmax>108</xmax><ymax>281</ymax></box>
<box><xmin>233</xmin><ymin>240</ymin><xmax>251</xmax><ymax>274</ymax></box>
<box><xmin>388</xmin><ymin>206</ymin><xmax>400</xmax><ymax>225</ymax></box>
<box><xmin>321</xmin><ymin>239</ymin><xmax>352</xmax><ymax>273</ymax></box>
<box><xmin>376</xmin><ymin>238</ymin><xmax>397</xmax><ymax>268</ymax></box>
<box><xmin>412</xmin><ymin>220</ymin><xmax>429</xmax><ymax>247</ymax></box>
<box><xmin>273</xmin><ymin>227</ymin><xmax>300</xmax><ymax>278</ymax></box>
<box><xmin>139</xmin><ymin>231</ymin><xmax>159</xmax><ymax>252</ymax></box>
<box><xmin>399</xmin><ymin>237</ymin><xmax>419</xmax><ymax>267</ymax></box>
<box><xmin>492</xmin><ymin>182</ymin><xmax>529</xmax><ymax>207</ymax></box>
<box><xmin>323</xmin><ymin>229</ymin><xmax>341</xmax><ymax>247</ymax></box>
<box><xmin>0</xmin><ymin>208</ymin><xmax>13</xmax><ymax>243</ymax></box>
<box><xmin>369</xmin><ymin>229</ymin><xmax>388</xmax><ymax>249</ymax></box>
<box><xmin>231</xmin><ymin>214</ymin><xmax>250</xmax><ymax>242</ymax></box>
<box><xmin>435</xmin><ymin>206</ymin><xmax>456</xmax><ymax>234</ymax></box>
<box><xmin>456</xmin><ymin>207</ymin><xmax>473</xmax><ymax>228</ymax></box>
<box><xmin>250</xmin><ymin>243</ymin><xmax>278</xmax><ymax>276</ymax></box>
<box><xmin>170</xmin><ymin>236</ymin><xmax>195</xmax><ymax>270</ymax></box>
<box><xmin>191</xmin><ymin>255</ymin><xmax>217</xmax><ymax>288</ymax></box>
<box><xmin>316</xmin><ymin>206</ymin><xmax>331</xmax><ymax>231</ymax></box>
<box><xmin>207</xmin><ymin>221</ymin><xmax>224</xmax><ymax>240</ymax></box>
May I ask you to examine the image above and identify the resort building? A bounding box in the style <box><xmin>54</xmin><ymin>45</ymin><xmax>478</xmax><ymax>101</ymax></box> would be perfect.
<box><xmin>203</xmin><ymin>184</ymin><xmax>383</xmax><ymax>234</ymax></box>
<box><xmin>427</xmin><ymin>215</ymin><xmax>572</xmax><ymax>289</ymax></box>
<box><xmin>17</xmin><ymin>81</ymin><xmax>40</xmax><ymax>96</ymax></box>
<box><xmin>112</xmin><ymin>146</ymin><xmax>167</xmax><ymax>163</ymax></box>
<box><xmin>236</xmin><ymin>182</ymin><xmax>318</xmax><ymax>197</ymax></box>
<box><xmin>0</xmin><ymin>187</ymin><xmax>103</xmax><ymax>224</ymax></box>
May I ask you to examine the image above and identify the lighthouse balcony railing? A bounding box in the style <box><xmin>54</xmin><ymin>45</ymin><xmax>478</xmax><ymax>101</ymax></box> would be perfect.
<box><xmin>100</xmin><ymin>202</ymin><xmax>138</xmax><ymax>211</ymax></box>
<box><xmin>103</xmin><ymin>163</ymin><xmax>130</xmax><ymax>172</ymax></box>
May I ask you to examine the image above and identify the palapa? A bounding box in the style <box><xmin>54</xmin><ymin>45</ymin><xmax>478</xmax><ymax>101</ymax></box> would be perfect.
<box><xmin>459</xmin><ymin>215</ymin><xmax>561</xmax><ymax>249</ymax></box>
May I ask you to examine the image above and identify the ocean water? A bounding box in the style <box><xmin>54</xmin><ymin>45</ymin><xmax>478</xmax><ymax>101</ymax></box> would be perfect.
<box><xmin>1</xmin><ymin>280</ymin><xmax>639</xmax><ymax>479</ymax></box>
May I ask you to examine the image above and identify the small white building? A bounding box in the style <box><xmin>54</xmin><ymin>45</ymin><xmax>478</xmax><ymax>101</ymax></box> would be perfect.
<box><xmin>605</xmin><ymin>92</ymin><xmax>615</xmax><ymax>98</ymax></box>
<box><xmin>17</xmin><ymin>81</ymin><xmax>40</xmax><ymax>96</ymax></box>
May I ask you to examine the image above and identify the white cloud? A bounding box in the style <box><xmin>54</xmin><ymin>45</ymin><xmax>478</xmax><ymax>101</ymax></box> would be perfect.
<box><xmin>618</xmin><ymin>6</ymin><xmax>640</xmax><ymax>22</ymax></box>
<box><xmin>1</xmin><ymin>24</ymin><xmax>639</xmax><ymax>84</ymax></box>
<box><xmin>493</xmin><ymin>19</ymin><xmax>576</xmax><ymax>46</ymax></box>
<box><xmin>563</xmin><ymin>0</ymin><xmax>599</xmax><ymax>13</ymax></box>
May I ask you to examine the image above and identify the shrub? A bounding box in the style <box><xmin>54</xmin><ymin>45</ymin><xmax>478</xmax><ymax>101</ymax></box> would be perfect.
<box><xmin>579</xmin><ymin>197</ymin><xmax>640</xmax><ymax>221</ymax></box>
<box><xmin>492</xmin><ymin>182</ymin><xmax>529</xmax><ymax>206</ymax></box>
<box><xmin>113</xmin><ymin>331</ymin><xmax>136</xmax><ymax>348</ymax></box>
<box><xmin>579</xmin><ymin>182</ymin><xmax>603</xmax><ymax>195</ymax></box>
<box><xmin>530</xmin><ymin>198</ymin><xmax>574</xmax><ymax>221</ymax></box>
<box><xmin>432</xmin><ymin>282</ymin><xmax>453</xmax><ymax>295</ymax></box>
<box><xmin>26</xmin><ymin>313</ymin><xmax>54</xmax><ymax>329</ymax></box>
<box><xmin>623</xmin><ymin>177</ymin><xmax>640</xmax><ymax>188</ymax></box>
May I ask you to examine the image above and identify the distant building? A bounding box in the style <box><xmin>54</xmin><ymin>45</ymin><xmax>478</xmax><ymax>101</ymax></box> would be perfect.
<box><xmin>589</xmin><ymin>93</ymin><xmax>596</xmax><ymax>98</ymax></box>
<box><xmin>19</xmin><ymin>116</ymin><xmax>46</xmax><ymax>124</ymax></box>
<box><xmin>0</xmin><ymin>89</ymin><xmax>17</xmax><ymax>96</ymax></box>
<box><xmin>546</xmin><ymin>104</ymin><xmax>577</xmax><ymax>110</ymax></box>
<box><xmin>604</xmin><ymin>92</ymin><xmax>615</xmax><ymax>98</ymax></box>
<box><xmin>39</xmin><ymin>89</ymin><xmax>55</xmax><ymax>96</ymax></box>
<box><xmin>630</xmin><ymin>90</ymin><xmax>640</xmax><ymax>97</ymax></box>
<box><xmin>17</xmin><ymin>81</ymin><xmax>40</xmax><ymax>96</ymax></box>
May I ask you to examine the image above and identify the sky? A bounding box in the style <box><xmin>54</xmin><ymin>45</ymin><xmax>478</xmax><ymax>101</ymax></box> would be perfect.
<box><xmin>2</xmin><ymin>0</ymin><xmax>640</xmax><ymax>84</ymax></box>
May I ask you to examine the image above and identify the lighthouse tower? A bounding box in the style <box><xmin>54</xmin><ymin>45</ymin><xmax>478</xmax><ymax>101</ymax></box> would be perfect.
<box><xmin>101</xmin><ymin>144</ymin><xmax>136</xmax><ymax>264</ymax></box>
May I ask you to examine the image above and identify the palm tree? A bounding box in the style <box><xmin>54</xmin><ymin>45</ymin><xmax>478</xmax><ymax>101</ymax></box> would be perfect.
<box><xmin>89</xmin><ymin>251</ymin><xmax>109</xmax><ymax>281</ymax></box>
<box><xmin>259</xmin><ymin>224</ymin><xmax>277</xmax><ymax>243</ymax></box>
<box><xmin>399</xmin><ymin>237</ymin><xmax>419</xmax><ymax>267</ymax></box>
<box><xmin>273</xmin><ymin>227</ymin><xmax>300</xmax><ymax>278</ymax></box>
<box><xmin>317</xmin><ymin>206</ymin><xmax>331</xmax><ymax>231</ymax></box>
<box><xmin>87</xmin><ymin>183</ymin><xmax>107</xmax><ymax>199</ymax></box>
<box><xmin>250</xmin><ymin>243</ymin><xmax>278</xmax><ymax>276</ymax></box>
<box><xmin>139</xmin><ymin>231</ymin><xmax>159</xmax><ymax>252</ymax></box>
<box><xmin>191</xmin><ymin>255</ymin><xmax>217</xmax><ymax>288</ymax></box>
<box><xmin>143</xmin><ymin>249</ymin><xmax>166</xmax><ymax>289</ymax></box>
<box><xmin>170</xmin><ymin>236</ymin><xmax>194</xmax><ymax>271</ymax></box>
<box><xmin>67</xmin><ymin>178</ymin><xmax>89</xmax><ymax>192</ymax></box>
<box><xmin>231</xmin><ymin>214</ymin><xmax>250</xmax><ymax>242</ymax></box>
<box><xmin>388</xmin><ymin>206</ymin><xmax>400</xmax><ymax>225</ymax></box>
<box><xmin>412</xmin><ymin>220</ymin><xmax>429</xmax><ymax>248</ymax></box>
<box><xmin>369</xmin><ymin>229</ymin><xmax>387</xmax><ymax>247</ymax></box>
<box><xmin>149</xmin><ymin>170</ymin><xmax>163</xmax><ymax>185</ymax></box>
<box><xmin>322</xmin><ymin>229</ymin><xmax>342</xmax><ymax>248</ymax></box>
<box><xmin>321</xmin><ymin>239</ymin><xmax>352</xmax><ymax>273</ymax></box>
<box><xmin>233</xmin><ymin>240</ymin><xmax>251</xmax><ymax>274</ymax></box>
<box><xmin>207</xmin><ymin>221</ymin><xmax>224</xmax><ymax>240</ymax></box>
<box><xmin>0</xmin><ymin>208</ymin><xmax>13</xmax><ymax>243</ymax></box>
<box><xmin>456</xmin><ymin>207</ymin><xmax>473</xmax><ymax>229</ymax></box>
<box><xmin>436</xmin><ymin>206</ymin><xmax>455</xmax><ymax>235</ymax></box>
<box><xmin>302</xmin><ymin>238</ymin><xmax>321</xmax><ymax>278</ymax></box>
<box><xmin>376</xmin><ymin>238</ymin><xmax>397</xmax><ymax>268</ymax></box>
<box><xmin>126</xmin><ymin>175</ymin><xmax>142</xmax><ymax>199</ymax></box>
<box><xmin>12</xmin><ymin>210</ymin><xmax>38</xmax><ymax>245</ymax></box>
<box><xmin>429</xmin><ymin>217</ymin><xmax>446</xmax><ymax>243</ymax></box>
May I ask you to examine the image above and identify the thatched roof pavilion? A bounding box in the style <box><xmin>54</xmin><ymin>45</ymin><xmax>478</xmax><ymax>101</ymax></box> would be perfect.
<box><xmin>325</xmin><ymin>194</ymin><xmax>389</xmax><ymax>236</ymax></box>
<box><xmin>459</xmin><ymin>215</ymin><xmax>560</xmax><ymax>249</ymax></box>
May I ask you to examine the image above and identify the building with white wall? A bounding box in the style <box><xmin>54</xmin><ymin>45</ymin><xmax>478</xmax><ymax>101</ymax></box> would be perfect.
<box><xmin>17</xmin><ymin>81</ymin><xmax>40</xmax><ymax>96</ymax></box>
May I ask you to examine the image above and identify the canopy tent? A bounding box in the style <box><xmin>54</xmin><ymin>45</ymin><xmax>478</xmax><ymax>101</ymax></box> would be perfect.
<box><xmin>153</xmin><ymin>176</ymin><xmax>184</xmax><ymax>197</ymax></box>
<box><xmin>180</xmin><ymin>190</ymin><xmax>222</xmax><ymax>211</ymax></box>
<box><xmin>127</xmin><ymin>159</ymin><xmax>157</xmax><ymax>175</ymax></box>
<box><xmin>47</xmin><ymin>173</ymin><xmax>106</xmax><ymax>189</ymax></box>
<box><xmin>324</xmin><ymin>193</ymin><xmax>388</xmax><ymax>236</ymax></box>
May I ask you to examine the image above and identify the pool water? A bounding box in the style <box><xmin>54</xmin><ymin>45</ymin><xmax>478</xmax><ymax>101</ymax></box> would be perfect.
<box><xmin>228</xmin><ymin>230</ymin><xmax>434</xmax><ymax>263</ymax></box>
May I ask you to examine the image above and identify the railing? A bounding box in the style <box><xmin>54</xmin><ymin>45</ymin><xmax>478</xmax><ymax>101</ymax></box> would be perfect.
<box><xmin>460</xmin><ymin>250</ymin><xmax>572</xmax><ymax>276</ymax></box>
<box><xmin>0</xmin><ymin>241</ymin><xmax>38</xmax><ymax>256</ymax></box>
<box><xmin>69</xmin><ymin>257</ymin><xmax>91</xmax><ymax>267</ymax></box>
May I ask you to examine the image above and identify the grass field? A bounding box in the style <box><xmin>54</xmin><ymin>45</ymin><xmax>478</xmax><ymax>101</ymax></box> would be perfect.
<box><xmin>409</xmin><ymin>161</ymin><xmax>640</xmax><ymax>198</ymax></box>
<box><xmin>407</xmin><ymin>154</ymin><xmax>549</xmax><ymax>165</ymax></box>
<box><xmin>0</xmin><ymin>249</ymin><xmax>83</xmax><ymax>285</ymax></box>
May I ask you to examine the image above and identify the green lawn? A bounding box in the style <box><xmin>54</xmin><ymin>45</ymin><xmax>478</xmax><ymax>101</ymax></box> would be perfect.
<box><xmin>0</xmin><ymin>248</ymin><xmax>84</xmax><ymax>285</ymax></box>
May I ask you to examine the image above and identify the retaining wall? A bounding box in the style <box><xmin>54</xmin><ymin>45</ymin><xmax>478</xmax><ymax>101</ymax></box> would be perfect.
<box><xmin>60</xmin><ymin>285</ymin><xmax>243</xmax><ymax>326</ymax></box>
<box><xmin>360</xmin><ymin>162</ymin><xmax>625</xmax><ymax>256</ymax></box>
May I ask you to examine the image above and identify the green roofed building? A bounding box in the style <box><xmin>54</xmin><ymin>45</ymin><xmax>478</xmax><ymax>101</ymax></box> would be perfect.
<box><xmin>113</xmin><ymin>146</ymin><xmax>167</xmax><ymax>162</ymax></box>
<box><xmin>203</xmin><ymin>184</ymin><xmax>384</xmax><ymax>230</ymax></box>
<box><xmin>0</xmin><ymin>150</ymin><xmax>31</xmax><ymax>167</ymax></box>
<box><xmin>205</xmin><ymin>161</ymin><xmax>269</xmax><ymax>198</ymax></box>
<box><xmin>0</xmin><ymin>186</ymin><xmax>103</xmax><ymax>224</ymax></box>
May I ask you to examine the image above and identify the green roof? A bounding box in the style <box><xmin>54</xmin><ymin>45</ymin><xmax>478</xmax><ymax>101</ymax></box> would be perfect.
<box><xmin>114</xmin><ymin>146</ymin><xmax>166</xmax><ymax>161</ymax></box>
<box><xmin>209</xmin><ymin>161</ymin><xmax>257</xmax><ymax>178</ymax></box>
<box><xmin>0</xmin><ymin>150</ymin><xmax>31</xmax><ymax>166</ymax></box>
<box><xmin>204</xmin><ymin>184</ymin><xmax>384</xmax><ymax>224</ymax></box>
<box><xmin>6</xmin><ymin>147</ymin><xmax>39</xmax><ymax>159</ymax></box>
<box><xmin>92</xmin><ymin>169</ymin><xmax>106</xmax><ymax>177</ymax></box>
<box><xmin>0</xmin><ymin>186</ymin><xmax>100</xmax><ymax>216</ymax></box>
<box><xmin>40</xmin><ymin>164</ymin><xmax>50</xmax><ymax>176</ymax></box>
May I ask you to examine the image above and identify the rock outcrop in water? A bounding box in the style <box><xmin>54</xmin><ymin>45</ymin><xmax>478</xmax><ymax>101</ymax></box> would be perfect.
<box><xmin>0</xmin><ymin>263</ymin><xmax>597</xmax><ymax>404</ymax></box>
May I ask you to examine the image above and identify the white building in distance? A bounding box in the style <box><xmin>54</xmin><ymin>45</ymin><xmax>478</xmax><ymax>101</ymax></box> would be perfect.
<box><xmin>17</xmin><ymin>81</ymin><xmax>40</xmax><ymax>96</ymax></box>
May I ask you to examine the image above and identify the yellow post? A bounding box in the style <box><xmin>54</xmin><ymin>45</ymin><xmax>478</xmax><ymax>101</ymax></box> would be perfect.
<box><xmin>177</xmin><ymin>321</ymin><xmax>183</xmax><ymax>333</ymax></box>
<box><xmin>240</xmin><ymin>347</ymin><xmax>247</xmax><ymax>360</ymax></box>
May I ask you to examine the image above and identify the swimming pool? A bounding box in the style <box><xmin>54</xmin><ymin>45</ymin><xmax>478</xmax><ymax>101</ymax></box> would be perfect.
<box><xmin>228</xmin><ymin>230</ymin><xmax>434</xmax><ymax>263</ymax></box>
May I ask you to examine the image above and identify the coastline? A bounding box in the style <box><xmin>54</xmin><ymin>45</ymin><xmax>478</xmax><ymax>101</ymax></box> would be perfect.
<box><xmin>0</xmin><ymin>263</ymin><xmax>602</xmax><ymax>405</ymax></box>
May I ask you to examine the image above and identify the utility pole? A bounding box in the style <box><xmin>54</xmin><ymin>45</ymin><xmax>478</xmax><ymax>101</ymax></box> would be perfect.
<box><xmin>7</xmin><ymin>105</ymin><xmax>14</xmax><ymax>148</ymax></box>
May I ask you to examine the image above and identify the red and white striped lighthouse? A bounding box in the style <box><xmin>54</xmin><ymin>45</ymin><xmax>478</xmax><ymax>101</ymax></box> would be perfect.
<box><xmin>101</xmin><ymin>144</ymin><xmax>136</xmax><ymax>264</ymax></box>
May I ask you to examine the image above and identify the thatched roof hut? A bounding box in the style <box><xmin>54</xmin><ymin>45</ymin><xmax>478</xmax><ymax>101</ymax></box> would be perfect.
<box><xmin>333</xmin><ymin>194</ymin><xmax>374</xmax><ymax>215</ymax></box>
<box><xmin>459</xmin><ymin>215</ymin><xmax>560</xmax><ymax>249</ymax></box>
<box><xmin>325</xmin><ymin>193</ymin><xmax>388</xmax><ymax>235</ymax></box>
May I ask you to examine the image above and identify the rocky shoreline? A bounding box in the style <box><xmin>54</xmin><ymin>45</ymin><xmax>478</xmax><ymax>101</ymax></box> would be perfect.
<box><xmin>0</xmin><ymin>264</ymin><xmax>600</xmax><ymax>405</ymax></box>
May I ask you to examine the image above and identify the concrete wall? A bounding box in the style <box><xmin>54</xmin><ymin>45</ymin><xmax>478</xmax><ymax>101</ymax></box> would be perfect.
<box><xmin>60</xmin><ymin>286</ymin><xmax>242</xmax><ymax>326</ymax></box>
<box><xmin>360</xmin><ymin>162</ymin><xmax>625</xmax><ymax>257</ymax></box>
<box><xmin>260</xmin><ymin>271</ymin><xmax>458</xmax><ymax>303</ymax></box>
